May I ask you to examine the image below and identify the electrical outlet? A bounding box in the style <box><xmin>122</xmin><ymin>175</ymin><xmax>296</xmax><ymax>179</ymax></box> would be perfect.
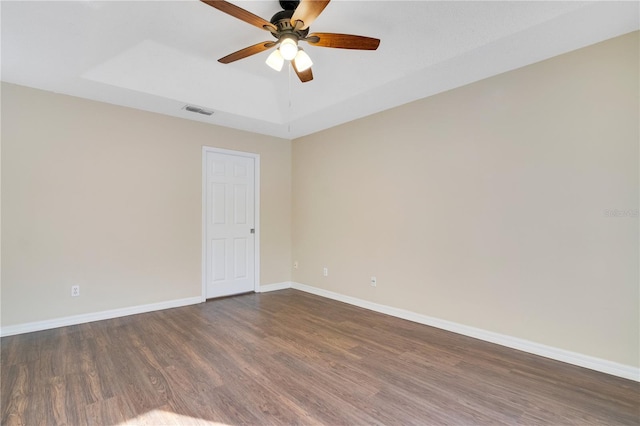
<box><xmin>71</xmin><ymin>285</ymin><xmax>80</xmax><ymax>297</ymax></box>
<box><xmin>371</xmin><ymin>276</ymin><xmax>377</xmax><ymax>287</ymax></box>
<box><xmin>293</xmin><ymin>261</ymin><xmax>298</xmax><ymax>269</ymax></box>
<box><xmin>323</xmin><ymin>267</ymin><xmax>328</xmax><ymax>277</ymax></box>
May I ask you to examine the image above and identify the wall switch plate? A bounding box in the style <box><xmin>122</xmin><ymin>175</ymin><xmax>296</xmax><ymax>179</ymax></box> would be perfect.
<box><xmin>323</xmin><ymin>267</ymin><xmax>328</xmax><ymax>277</ymax></box>
<box><xmin>293</xmin><ymin>261</ymin><xmax>298</xmax><ymax>269</ymax></box>
<box><xmin>371</xmin><ymin>276</ymin><xmax>377</xmax><ymax>287</ymax></box>
<box><xmin>71</xmin><ymin>285</ymin><xmax>80</xmax><ymax>297</ymax></box>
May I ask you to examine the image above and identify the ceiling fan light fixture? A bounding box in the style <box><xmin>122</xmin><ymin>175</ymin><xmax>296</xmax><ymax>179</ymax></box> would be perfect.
<box><xmin>279</xmin><ymin>36</ymin><xmax>298</xmax><ymax>60</ymax></box>
<box><xmin>202</xmin><ymin>0</ymin><xmax>381</xmax><ymax>83</ymax></box>
<box><xmin>266</xmin><ymin>49</ymin><xmax>284</xmax><ymax>71</ymax></box>
<box><xmin>294</xmin><ymin>48</ymin><xmax>313</xmax><ymax>72</ymax></box>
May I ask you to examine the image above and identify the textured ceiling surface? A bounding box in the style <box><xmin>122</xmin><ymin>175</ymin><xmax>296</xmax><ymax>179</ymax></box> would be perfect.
<box><xmin>2</xmin><ymin>1</ymin><xmax>638</xmax><ymax>139</ymax></box>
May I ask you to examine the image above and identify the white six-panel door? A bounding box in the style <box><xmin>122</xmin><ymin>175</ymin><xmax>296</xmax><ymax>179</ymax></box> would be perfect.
<box><xmin>204</xmin><ymin>149</ymin><xmax>256</xmax><ymax>299</ymax></box>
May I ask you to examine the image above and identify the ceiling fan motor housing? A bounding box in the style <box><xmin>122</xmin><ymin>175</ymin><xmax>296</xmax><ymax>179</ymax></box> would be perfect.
<box><xmin>269</xmin><ymin>8</ymin><xmax>309</xmax><ymax>39</ymax></box>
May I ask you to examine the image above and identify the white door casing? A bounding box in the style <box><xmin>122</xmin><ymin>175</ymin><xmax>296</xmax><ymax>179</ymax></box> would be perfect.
<box><xmin>202</xmin><ymin>147</ymin><xmax>260</xmax><ymax>299</ymax></box>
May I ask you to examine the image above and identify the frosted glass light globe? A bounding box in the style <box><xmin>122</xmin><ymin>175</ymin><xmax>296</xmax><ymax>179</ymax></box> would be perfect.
<box><xmin>279</xmin><ymin>36</ymin><xmax>298</xmax><ymax>61</ymax></box>
<box><xmin>294</xmin><ymin>49</ymin><xmax>313</xmax><ymax>72</ymax></box>
<box><xmin>266</xmin><ymin>49</ymin><xmax>284</xmax><ymax>71</ymax></box>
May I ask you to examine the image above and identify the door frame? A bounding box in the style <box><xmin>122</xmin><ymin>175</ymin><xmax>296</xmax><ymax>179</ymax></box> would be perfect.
<box><xmin>201</xmin><ymin>146</ymin><xmax>260</xmax><ymax>301</ymax></box>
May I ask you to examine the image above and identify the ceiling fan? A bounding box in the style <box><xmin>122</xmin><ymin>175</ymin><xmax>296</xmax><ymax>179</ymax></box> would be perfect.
<box><xmin>200</xmin><ymin>0</ymin><xmax>380</xmax><ymax>83</ymax></box>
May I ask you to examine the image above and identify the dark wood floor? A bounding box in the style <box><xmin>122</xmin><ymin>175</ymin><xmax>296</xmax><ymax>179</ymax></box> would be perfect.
<box><xmin>2</xmin><ymin>289</ymin><xmax>638</xmax><ymax>425</ymax></box>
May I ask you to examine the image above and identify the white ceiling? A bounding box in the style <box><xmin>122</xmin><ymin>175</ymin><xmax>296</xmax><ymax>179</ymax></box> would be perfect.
<box><xmin>2</xmin><ymin>1</ymin><xmax>638</xmax><ymax>139</ymax></box>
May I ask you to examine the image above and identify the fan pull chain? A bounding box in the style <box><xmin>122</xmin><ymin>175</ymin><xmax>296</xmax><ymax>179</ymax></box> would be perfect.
<box><xmin>287</xmin><ymin>62</ymin><xmax>292</xmax><ymax>134</ymax></box>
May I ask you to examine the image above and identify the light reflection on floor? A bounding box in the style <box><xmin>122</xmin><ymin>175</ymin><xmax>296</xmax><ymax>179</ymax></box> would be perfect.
<box><xmin>118</xmin><ymin>409</ymin><xmax>231</xmax><ymax>426</ymax></box>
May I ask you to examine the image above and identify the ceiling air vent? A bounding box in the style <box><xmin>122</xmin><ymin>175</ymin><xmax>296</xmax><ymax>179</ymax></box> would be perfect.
<box><xmin>184</xmin><ymin>105</ymin><xmax>214</xmax><ymax>116</ymax></box>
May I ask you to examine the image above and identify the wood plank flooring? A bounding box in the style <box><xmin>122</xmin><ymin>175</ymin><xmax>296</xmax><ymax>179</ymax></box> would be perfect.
<box><xmin>2</xmin><ymin>289</ymin><xmax>638</xmax><ymax>425</ymax></box>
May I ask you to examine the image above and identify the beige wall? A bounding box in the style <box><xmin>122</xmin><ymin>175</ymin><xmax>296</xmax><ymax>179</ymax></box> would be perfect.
<box><xmin>292</xmin><ymin>32</ymin><xmax>639</xmax><ymax>367</ymax></box>
<box><xmin>1</xmin><ymin>83</ymin><xmax>292</xmax><ymax>326</ymax></box>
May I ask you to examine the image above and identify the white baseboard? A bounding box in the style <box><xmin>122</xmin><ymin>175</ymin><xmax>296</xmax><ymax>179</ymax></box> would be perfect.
<box><xmin>0</xmin><ymin>296</ymin><xmax>202</xmax><ymax>337</ymax></box>
<box><xmin>290</xmin><ymin>282</ymin><xmax>639</xmax><ymax>382</ymax></box>
<box><xmin>4</xmin><ymin>282</ymin><xmax>637</xmax><ymax>382</ymax></box>
<box><xmin>1</xmin><ymin>282</ymin><xmax>293</xmax><ymax>336</ymax></box>
<box><xmin>257</xmin><ymin>282</ymin><xmax>293</xmax><ymax>293</ymax></box>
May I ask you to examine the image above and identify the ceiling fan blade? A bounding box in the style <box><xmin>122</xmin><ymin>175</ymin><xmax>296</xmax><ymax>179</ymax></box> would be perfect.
<box><xmin>306</xmin><ymin>33</ymin><xmax>380</xmax><ymax>50</ymax></box>
<box><xmin>200</xmin><ymin>0</ymin><xmax>277</xmax><ymax>32</ymax></box>
<box><xmin>292</xmin><ymin>59</ymin><xmax>313</xmax><ymax>83</ymax></box>
<box><xmin>218</xmin><ymin>41</ymin><xmax>276</xmax><ymax>64</ymax></box>
<box><xmin>290</xmin><ymin>0</ymin><xmax>330</xmax><ymax>30</ymax></box>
